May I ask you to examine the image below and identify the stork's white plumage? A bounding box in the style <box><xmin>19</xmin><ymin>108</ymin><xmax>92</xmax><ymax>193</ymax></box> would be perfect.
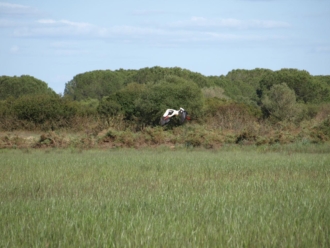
<box><xmin>160</xmin><ymin>107</ymin><xmax>190</xmax><ymax>126</ymax></box>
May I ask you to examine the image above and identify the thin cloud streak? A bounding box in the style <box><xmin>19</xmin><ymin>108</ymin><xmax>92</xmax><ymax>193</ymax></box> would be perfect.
<box><xmin>0</xmin><ymin>1</ymin><xmax>39</xmax><ymax>17</ymax></box>
<box><xmin>170</xmin><ymin>17</ymin><xmax>291</xmax><ymax>29</ymax></box>
<box><xmin>10</xmin><ymin>16</ymin><xmax>289</xmax><ymax>45</ymax></box>
<box><xmin>1</xmin><ymin>1</ymin><xmax>291</xmax><ymax>45</ymax></box>
<box><xmin>13</xmin><ymin>19</ymin><xmax>107</xmax><ymax>38</ymax></box>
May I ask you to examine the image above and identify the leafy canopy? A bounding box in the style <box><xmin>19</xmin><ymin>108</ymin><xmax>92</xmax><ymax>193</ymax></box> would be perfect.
<box><xmin>261</xmin><ymin>83</ymin><xmax>301</xmax><ymax>121</ymax></box>
<box><xmin>0</xmin><ymin>75</ymin><xmax>55</xmax><ymax>100</ymax></box>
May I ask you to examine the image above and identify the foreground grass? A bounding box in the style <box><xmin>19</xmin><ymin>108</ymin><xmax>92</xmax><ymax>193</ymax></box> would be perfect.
<box><xmin>1</xmin><ymin>147</ymin><xmax>329</xmax><ymax>247</ymax></box>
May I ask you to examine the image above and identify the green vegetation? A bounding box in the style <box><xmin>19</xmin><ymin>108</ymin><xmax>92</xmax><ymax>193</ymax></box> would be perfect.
<box><xmin>0</xmin><ymin>75</ymin><xmax>56</xmax><ymax>100</ymax></box>
<box><xmin>258</xmin><ymin>69</ymin><xmax>330</xmax><ymax>104</ymax></box>
<box><xmin>261</xmin><ymin>83</ymin><xmax>301</xmax><ymax>121</ymax></box>
<box><xmin>64</xmin><ymin>69</ymin><xmax>133</xmax><ymax>101</ymax></box>
<box><xmin>0</xmin><ymin>66</ymin><xmax>330</xmax><ymax>147</ymax></box>
<box><xmin>1</xmin><ymin>149</ymin><xmax>329</xmax><ymax>247</ymax></box>
<box><xmin>1</xmin><ymin>67</ymin><xmax>329</xmax><ymax>246</ymax></box>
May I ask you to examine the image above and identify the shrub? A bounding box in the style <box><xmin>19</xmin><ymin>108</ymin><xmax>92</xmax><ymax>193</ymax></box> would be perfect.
<box><xmin>12</xmin><ymin>95</ymin><xmax>77</xmax><ymax>128</ymax></box>
<box><xmin>141</xmin><ymin>126</ymin><xmax>166</xmax><ymax>145</ymax></box>
<box><xmin>34</xmin><ymin>132</ymin><xmax>69</xmax><ymax>148</ymax></box>
<box><xmin>203</xmin><ymin>97</ymin><xmax>228</xmax><ymax>117</ymax></box>
<box><xmin>311</xmin><ymin>117</ymin><xmax>330</xmax><ymax>143</ymax></box>
<box><xmin>261</xmin><ymin>83</ymin><xmax>301</xmax><ymax>122</ymax></box>
<box><xmin>205</xmin><ymin>101</ymin><xmax>260</xmax><ymax>130</ymax></box>
<box><xmin>76</xmin><ymin>98</ymin><xmax>99</xmax><ymax>116</ymax></box>
<box><xmin>97</xmin><ymin>99</ymin><xmax>122</xmax><ymax>120</ymax></box>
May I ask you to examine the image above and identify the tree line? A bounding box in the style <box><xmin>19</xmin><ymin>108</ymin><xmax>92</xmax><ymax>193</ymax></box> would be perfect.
<box><xmin>1</xmin><ymin>67</ymin><xmax>330</xmax><ymax>132</ymax></box>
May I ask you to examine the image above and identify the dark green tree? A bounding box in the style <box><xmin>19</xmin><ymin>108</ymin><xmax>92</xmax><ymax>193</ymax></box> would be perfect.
<box><xmin>64</xmin><ymin>70</ymin><xmax>128</xmax><ymax>100</ymax></box>
<box><xmin>210</xmin><ymin>68</ymin><xmax>272</xmax><ymax>106</ymax></box>
<box><xmin>258</xmin><ymin>69</ymin><xmax>330</xmax><ymax>103</ymax></box>
<box><xmin>0</xmin><ymin>75</ymin><xmax>55</xmax><ymax>100</ymax></box>
<box><xmin>261</xmin><ymin>83</ymin><xmax>301</xmax><ymax>121</ymax></box>
<box><xmin>124</xmin><ymin>66</ymin><xmax>213</xmax><ymax>88</ymax></box>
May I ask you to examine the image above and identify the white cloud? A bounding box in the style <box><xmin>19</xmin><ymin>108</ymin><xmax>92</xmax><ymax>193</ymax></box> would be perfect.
<box><xmin>0</xmin><ymin>2</ymin><xmax>29</xmax><ymax>9</ymax></box>
<box><xmin>0</xmin><ymin>2</ymin><xmax>39</xmax><ymax>17</ymax></box>
<box><xmin>13</xmin><ymin>19</ymin><xmax>107</xmax><ymax>38</ymax></box>
<box><xmin>170</xmin><ymin>17</ymin><xmax>290</xmax><ymax>29</ymax></box>
<box><xmin>2</xmin><ymin>2</ymin><xmax>289</xmax><ymax>48</ymax></box>
<box><xmin>203</xmin><ymin>31</ymin><xmax>285</xmax><ymax>42</ymax></box>
<box><xmin>12</xmin><ymin>16</ymin><xmax>287</xmax><ymax>44</ymax></box>
<box><xmin>1</xmin><ymin>0</ymin><xmax>290</xmax><ymax>47</ymax></box>
<box><xmin>11</xmin><ymin>21</ymin><xmax>287</xmax><ymax>48</ymax></box>
<box><xmin>12</xmin><ymin>18</ymin><xmax>169</xmax><ymax>40</ymax></box>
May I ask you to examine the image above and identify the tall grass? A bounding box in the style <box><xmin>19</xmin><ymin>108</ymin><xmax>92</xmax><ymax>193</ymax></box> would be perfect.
<box><xmin>1</xmin><ymin>149</ymin><xmax>329</xmax><ymax>247</ymax></box>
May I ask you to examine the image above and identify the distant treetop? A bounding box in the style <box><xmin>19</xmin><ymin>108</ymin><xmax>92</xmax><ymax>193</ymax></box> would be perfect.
<box><xmin>0</xmin><ymin>75</ymin><xmax>56</xmax><ymax>100</ymax></box>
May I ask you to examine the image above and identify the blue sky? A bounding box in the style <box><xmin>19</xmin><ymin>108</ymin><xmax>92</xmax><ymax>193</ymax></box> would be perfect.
<box><xmin>1</xmin><ymin>0</ymin><xmax>330</xmax><ymax>94</ymax></box>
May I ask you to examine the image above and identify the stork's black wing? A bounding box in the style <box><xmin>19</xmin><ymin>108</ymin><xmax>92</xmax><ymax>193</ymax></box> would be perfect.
<box><xmin>179</xmin><ymin>111</ymin><xmax>188</xmax><ymax>124</ymax></box>
<box><xmin>160</xmin><ymin>117</ymin><xmax>171</xmax><ymax>126</ymax></box>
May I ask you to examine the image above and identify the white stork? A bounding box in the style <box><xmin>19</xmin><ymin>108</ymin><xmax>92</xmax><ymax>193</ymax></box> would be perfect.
<box><xmin>160</xmin><ymin>107</ymin><xmax>190</xmax><ymax>126</ymax></box>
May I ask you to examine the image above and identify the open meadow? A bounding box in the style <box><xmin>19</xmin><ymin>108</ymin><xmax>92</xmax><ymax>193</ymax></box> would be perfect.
<box><xmin>1</xmin><ymin>146</ymin><xmax>330</xmax><ymax>247</ymax></box>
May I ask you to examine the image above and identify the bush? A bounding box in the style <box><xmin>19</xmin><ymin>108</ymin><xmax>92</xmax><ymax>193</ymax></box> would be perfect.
<box><xmin>76</xmin><ymin>98</ymin><xmax>99</xmax><ymax>116</ymax></box>
<box><xmin>97</xmin><ymin>99</ymin><xmax>122</xmax><ymax>120</ymax></box>
<box><xmin>297</xmin><ymin>104</ymin><xmax>319</xmax><ymax>121</ymax></box>
<box><xmin>12</xmin><ymin>95</ymin><xmax>77</xmax><ymax>128</ymax></box>
<box><xmin>261</xmin><ymin>83</ymin><xmax>301</xmax><ymax>122</ymax></box>
<box><xmin>205</xmin><ymin>101</ymin><xmax>260</xmax><ymax>130</ymax></box>
<box><xmin>311</xmin><ymin>117</ymin><xmax>330</xmax><ymax>143</ymax></box>
<box><xmin>203</xmin><ymin>97</ymin><xmax>228</xmax><ymax>117</ymax></box>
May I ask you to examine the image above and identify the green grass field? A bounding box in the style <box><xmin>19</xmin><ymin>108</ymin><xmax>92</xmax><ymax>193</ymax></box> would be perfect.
<box><xmin>1</xmin><ymin>147</ymin><xmax>329</xmax><ymax>247</ymax></box>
